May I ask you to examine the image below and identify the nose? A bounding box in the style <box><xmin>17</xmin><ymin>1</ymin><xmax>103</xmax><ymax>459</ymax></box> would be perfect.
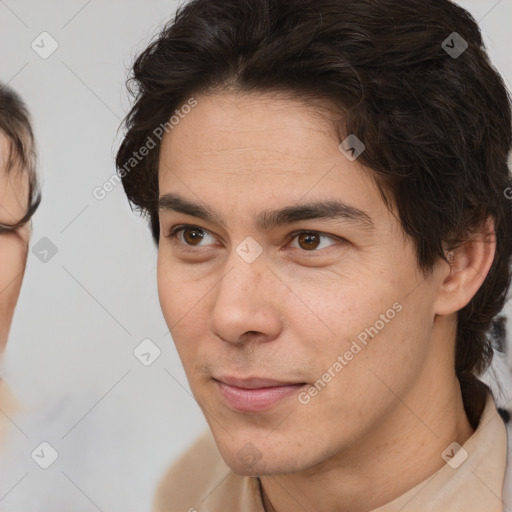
<box><xmin>208</xmin><ymin>253</ymin><xmax>283</xmax><ymax>346</ymax></box>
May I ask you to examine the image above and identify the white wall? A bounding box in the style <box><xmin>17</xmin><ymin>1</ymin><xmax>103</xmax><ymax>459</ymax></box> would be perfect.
<box><xmin>0</xmin><ymin>1</ymin><xmax>510</xmax><ymax>511</ymax></box>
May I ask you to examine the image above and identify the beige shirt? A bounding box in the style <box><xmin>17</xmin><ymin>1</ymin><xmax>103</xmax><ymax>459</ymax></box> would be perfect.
<box><xmin>154</xmin><ymin>392</ymin><xmax>508</xmax><ymax>511</ymax></box>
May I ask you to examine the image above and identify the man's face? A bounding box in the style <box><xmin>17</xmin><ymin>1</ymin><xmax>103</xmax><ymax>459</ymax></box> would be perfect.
<box><xmin>0</xmin><ymin>132</ymin><xmax>30</xmax><ymax>354</ymax></box>
<box><xmin>157</xmin><ymin>92</ymin><xmax>446</xmax><ymax>476</ymax></box>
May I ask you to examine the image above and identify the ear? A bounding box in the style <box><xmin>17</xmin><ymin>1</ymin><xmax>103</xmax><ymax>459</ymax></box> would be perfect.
<box><xmin>433</xmin><ymin>216</ymin><xmax>496</xmax><ymax>316</ymax></box>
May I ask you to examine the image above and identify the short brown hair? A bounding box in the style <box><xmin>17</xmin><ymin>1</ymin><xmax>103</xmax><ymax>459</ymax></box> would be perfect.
<box><xmin>0</xmin><ymin>83</ymin><xmax>41</xmax><ymax>233</ymax></box>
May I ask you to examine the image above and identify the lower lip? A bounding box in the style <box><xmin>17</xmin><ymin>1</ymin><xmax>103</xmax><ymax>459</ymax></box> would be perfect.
<box><xmin>215</xmin><ymin>381</ymin><xmax>305</xmax><ymax>412</ymax></box>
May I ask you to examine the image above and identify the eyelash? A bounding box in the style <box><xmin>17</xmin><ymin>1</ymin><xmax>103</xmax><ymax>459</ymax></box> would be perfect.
<box><xmin>165</xmin><ymin>224</ymin><xmax>344</xmax><ymax>255</ymax></box>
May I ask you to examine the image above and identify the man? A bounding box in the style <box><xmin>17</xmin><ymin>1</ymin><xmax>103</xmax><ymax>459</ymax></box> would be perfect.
<box><xmin>116</xmin><ymin>0</ymin><xmax>512</xmax><ymax>510</ymax></box>
<box><xmin>0</xmin><ymin>83</ymin><xmax>40</xmax><ymax>448</ymax></box>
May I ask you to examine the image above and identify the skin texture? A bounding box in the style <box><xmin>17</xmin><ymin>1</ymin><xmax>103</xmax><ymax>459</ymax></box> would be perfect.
<box><xmin>0</xmin><ymin>132</ymin><xmax>30</xmax><ymax>355</ymax></box>
<box><xmin>156</xmin><ymin>91</ymin><xmax>495</xmax><ymax>512</ymax></box>
<box><xmin>0</xmin><ymin>131</ymin><xmax>30</xmax><ymax>448</ymax></box>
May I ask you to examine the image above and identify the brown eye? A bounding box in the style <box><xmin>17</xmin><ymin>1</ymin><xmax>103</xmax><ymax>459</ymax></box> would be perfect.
<box><xmin>182</xmin><ymin>227</ymin><xmax>206</xmax><ymax>246</ymax></box>
<box><xmin>297</xmin><ymin>232</ymin><xmax>321</xmax><ymax>251</ymax></box>
<box><xmin>289</xmin><ymin>231</ymin><xmax>341</xmax><ymax>253</ymax></box>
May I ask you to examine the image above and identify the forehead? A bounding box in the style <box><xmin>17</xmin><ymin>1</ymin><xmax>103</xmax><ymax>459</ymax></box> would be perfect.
<box><xmin>157</xmin><ymin>91</ymin><xmax>392</xmax><ymax>224</ymax></box>
<box><xmin>160</xmin><ymin>91</ymin><xmax>340</xmax><ymax>162</ymax></box>
<box><xmin>157</xmin><ymin>91</ymin><xmax>356</xmax><ymax>196</ymax></box>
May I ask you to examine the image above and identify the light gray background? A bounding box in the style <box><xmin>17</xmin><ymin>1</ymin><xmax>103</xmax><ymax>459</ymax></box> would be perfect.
<box><xmin>0</xmin><ymin>1</ymin><xmax>511</xmax><ymax>511</ymax></box>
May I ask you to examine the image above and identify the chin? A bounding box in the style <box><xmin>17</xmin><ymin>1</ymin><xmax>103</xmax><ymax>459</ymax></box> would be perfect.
<box><xmin>214</xmin><ymin>435</ymin><xmax>311</xmax><ymax>477</ymax></box>
<box><xmin>223</xmin><ymin>453</ymin><xmax>299</xmax><ymax>477</ymax></box>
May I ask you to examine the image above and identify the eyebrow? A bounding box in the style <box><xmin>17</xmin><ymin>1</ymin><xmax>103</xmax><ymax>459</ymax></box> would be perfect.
<box><xmin>158</xmin><ymin>193</ymin><xmax>374</xmax><ymax>231</ymax></box>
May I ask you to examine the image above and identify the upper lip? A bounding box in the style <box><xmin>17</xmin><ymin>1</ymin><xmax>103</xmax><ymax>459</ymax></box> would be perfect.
<box><xmin>214</xmin><ymin>375</ymin><xmax>306</xmax><ymax>389</ymax></box>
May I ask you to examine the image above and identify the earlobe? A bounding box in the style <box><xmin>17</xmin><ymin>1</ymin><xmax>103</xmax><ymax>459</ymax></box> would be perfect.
<box><xmin>434</xmin><ymin>217</ymin><xmax>496</xmax><ymax>316</ymax></box>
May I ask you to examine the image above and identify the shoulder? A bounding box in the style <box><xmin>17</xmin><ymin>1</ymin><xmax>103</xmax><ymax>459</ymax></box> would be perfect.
<box><xmin>153</xmin><ymin>430</ymin><xmax>265</xmax><ymax>511</ymax></box>
<box><xmin>152</xmin><ymin>429</ymin><xmax>230</xmax><ymax>511</ymax></box>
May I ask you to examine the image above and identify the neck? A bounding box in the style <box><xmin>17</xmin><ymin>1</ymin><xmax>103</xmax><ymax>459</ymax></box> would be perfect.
<box><xmin>260</xmin><ymin>340</ymin><xmax>475</xmax><ymax>512</ymax></box>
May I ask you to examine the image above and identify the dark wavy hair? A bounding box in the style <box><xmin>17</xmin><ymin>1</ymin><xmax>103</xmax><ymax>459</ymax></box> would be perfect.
<box><xmin>116</xmin><ymin>0</ymin><xmax>512</xmax><ymax>428</ymax></box>
<box><xmin>0</xmin><ymin>83</ymin><xmax>41</xmax><ymax>233</ymax></box>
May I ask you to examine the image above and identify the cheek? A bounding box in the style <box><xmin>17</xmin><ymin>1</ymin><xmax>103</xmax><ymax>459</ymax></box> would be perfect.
<box><xmin>157</xmin><ymin>252</ymin><xmax>188</xmax><ymax>322</ymax></box>
<box><xmin>0</xmin><ymin>238</ymin><xmax>26</xmax><ymax>292</ymax></box>
<box><xmin>0</xmin><ymin>238</ymin><xmax>27</xmax><ymax>351</ymax></box>
<box><xmin>291</xmin><ymin>274</ymin><xmax>387</xmax><ymax>348</ymax></box>
<box><xmin>295</xmin><ymin>268</ymin><xmax>429</xmax><ymax>385</ymax></box>
<box><xmin>317</xmin><ymin>287</ymin><xmax>433</xmax><ymax>410</ymax></box>
<box><xmin>156</xmin><ymin>256</ymin><xmax>207</xmax><ymax>357</ymax></box>
<box><xmin>158</xmin><ymin>264</ymin><xmax>204</xmax><ymax>322</ymax></box>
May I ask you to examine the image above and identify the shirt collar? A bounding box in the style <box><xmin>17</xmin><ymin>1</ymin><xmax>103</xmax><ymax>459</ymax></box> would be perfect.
<box><xmin>372</xmin><ymin>391</ymin><xmax>507</xmax><ymax>511</ymax></box>
<box><xmin>201</xmin><ymin>392</ymin><xmax>507</xmax><ymax>511</ymax></box>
